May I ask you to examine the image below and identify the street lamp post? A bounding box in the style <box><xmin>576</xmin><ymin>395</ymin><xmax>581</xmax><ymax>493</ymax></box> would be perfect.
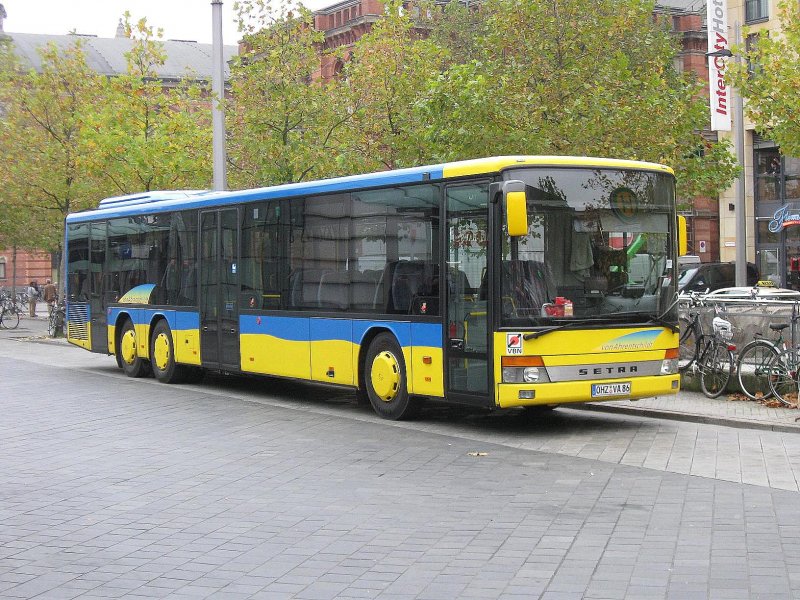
<box><xmin>211</xmin><ymin>0</ymin><xmax>227</xmax><ymax>192</ymax></box>
<box><xmin>707</xmin><ymin>25</ymin><xmax>747</xmax><ymax>286</ymax></box>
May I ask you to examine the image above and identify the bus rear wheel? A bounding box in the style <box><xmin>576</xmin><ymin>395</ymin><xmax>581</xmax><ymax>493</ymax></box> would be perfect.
<box><xmin>365</xmin><ymin>333</ymin><xmax>418</xmax><ymax>420</ymax></box>
<box><xmin>150</xmin><ymin>320</ymin><xmax>188</xmax><ymax>384</ymax></box>
<box><xmin>118</xmin><ymin>319</ymin><xmax>150</xmax><ymax>378</ymax></box>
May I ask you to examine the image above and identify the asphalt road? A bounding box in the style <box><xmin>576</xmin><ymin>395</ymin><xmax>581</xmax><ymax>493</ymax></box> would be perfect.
<box><xmin>2</xmin><ymin>322</ymin><xmax>800</xmax><ymax>599</ymax></box>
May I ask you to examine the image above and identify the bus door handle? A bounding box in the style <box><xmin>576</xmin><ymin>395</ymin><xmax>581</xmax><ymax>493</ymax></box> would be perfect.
<box><xmin>202</xmin><ymin>326</ymin><xmax>209</xmax><ymax>332</ymax></box>
<box><xmin>230</xmin><ymin>328</ymin><xmax>236</xmax><ymax>334</ymax></box>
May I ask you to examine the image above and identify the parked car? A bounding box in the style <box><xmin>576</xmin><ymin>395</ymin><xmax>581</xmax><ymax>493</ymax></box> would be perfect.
<box><xmin>677</xmin><ymin>261</ymin><xmax>758</xmax><ymax>294</ymax></box>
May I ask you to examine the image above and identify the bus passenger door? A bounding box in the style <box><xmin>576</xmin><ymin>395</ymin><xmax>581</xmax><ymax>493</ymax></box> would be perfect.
<box><xmin>445</xmin><ymin>183</ymin><xmax>490</xmax><ymax>405</ymax></box>
<box><xmin>200</xmin><ymin>209</ymin><xmax>240</xmax><ymax>371</ymax></box>
<box><xmin>89</xmin><ymin>221</ymin><xmax>109</xmax><ymax>354</ymax></box>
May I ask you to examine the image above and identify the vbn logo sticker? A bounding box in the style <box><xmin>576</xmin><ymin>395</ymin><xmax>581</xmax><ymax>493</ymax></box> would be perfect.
<box><xmin>506</xmin><ymin>333</ymin><xmax>523</xmax><ymax>355</ymax></box>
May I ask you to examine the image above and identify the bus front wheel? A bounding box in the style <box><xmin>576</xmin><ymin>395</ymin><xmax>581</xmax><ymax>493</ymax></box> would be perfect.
<box><xmin>118</xmin><ymin>319</ymin><xmax>150</xmax><ymax>378</ymax></box>
<box><xmin>149</xmin><ymin>320</ymin><xmax>188</xmax><ymax>384</ymax></box>
<box><xmin>365</xmin><ymin>333</ymin><xmax>418</xmax><ymax>420</ymax></box>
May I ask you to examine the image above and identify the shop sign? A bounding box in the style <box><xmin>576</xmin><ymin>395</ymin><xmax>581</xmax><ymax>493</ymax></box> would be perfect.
<box><xmin>769</xmin><ymin>204</ymin><xmax>800</xmax><ymax>232</ymax></box>
<box><xmin>707</xmin><ymin>0</ymin><xmax>731</xmax><ymax>131</ymax></box>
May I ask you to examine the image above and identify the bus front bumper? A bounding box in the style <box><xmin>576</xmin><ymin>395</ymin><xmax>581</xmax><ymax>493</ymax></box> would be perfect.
<box><xmin>496</xmin><ymin>375</ymin><xmax>680</xmax><ymax>409</ymax></box>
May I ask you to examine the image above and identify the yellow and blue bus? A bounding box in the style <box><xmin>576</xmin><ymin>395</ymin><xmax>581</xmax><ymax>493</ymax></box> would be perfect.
<box><xmin>64</xmin><ymin>156</ymin><xmax>684</xmax><ymax>419</ymax></box>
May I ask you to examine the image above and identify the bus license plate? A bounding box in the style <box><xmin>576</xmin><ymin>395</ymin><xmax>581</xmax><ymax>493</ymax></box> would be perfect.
<box><xmin>591</xmin><ymin>382</ymin><xmax>631</xmax><ymax>398</ymax></box>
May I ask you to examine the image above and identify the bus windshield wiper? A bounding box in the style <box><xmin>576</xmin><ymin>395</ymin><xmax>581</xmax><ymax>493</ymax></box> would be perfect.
<box><xmin>644</xmin><ymin>296</ymin><xmax>680</xmax><ymax>332</ymax></box>
<box><xmin>523</xmin><ymin>318</ymin><xmax>612</xmax><ymax>340</ymax></box>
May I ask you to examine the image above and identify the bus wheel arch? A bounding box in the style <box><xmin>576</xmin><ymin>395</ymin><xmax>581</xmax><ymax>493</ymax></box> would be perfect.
<box><xmin>356</xmin><ymin>327</ymin><xmax>390</xmax><ymax>405</ymax></box>
<box><xmin>117</xmin><ymin>317</ymin><xmax>150</xmax><ymax>378</ymax></box>
<box><xmin>363</xmin><ymin>331</ymin><xmax>418</xmax><ymax>420</ymax></box>
<box><xmin>149</xmin><ymin>318</ymin><xmax>187</xmax><ymax>384</ymax></box>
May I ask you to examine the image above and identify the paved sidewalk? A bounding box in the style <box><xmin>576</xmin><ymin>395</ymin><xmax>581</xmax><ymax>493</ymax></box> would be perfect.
<box><xmin>7</xmin><ymin>310</ymin><xmax>800</xmax><ymax>434</ymax></box>
<box><xmin>577</xmin><ymin>391</ymin><xmax>800</xmax><ymax>433</ymax></box>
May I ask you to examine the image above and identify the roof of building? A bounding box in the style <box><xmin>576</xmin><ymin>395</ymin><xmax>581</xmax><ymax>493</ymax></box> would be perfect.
<box><xmin>3</xmin><ymin>32</ymin><xmax>238</xmax><ymax>80</ymax></box>
<box><xmin>654</xmin><ymin>0</ymin><xmax>705</xmax><ymax>12</ymax></box>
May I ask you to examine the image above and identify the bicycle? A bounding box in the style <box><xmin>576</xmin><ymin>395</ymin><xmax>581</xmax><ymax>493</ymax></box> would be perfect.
<box><xmin>0</xmin><ymin>293</ymin><xmax>22</xmax><ymax>330</ymax></box>
<box><xmin>678</xmin><ymin>292</ymin><xmax>705</xmax><ymax>372</ymax></box>
<box><xmin>47</xmin><ymin>301</ymin><xmax>66</xmax><ymax>337</ymax></box>
<box><xmin>736</xmin><ymin>322</ymin><xmax>791</xmax><ymax>401</ymax></box>
<box><xmin>765</xmin><ymin>302</ymin><xmax>800</xmax><ymax>407</ymax></box>
<box><xmin>681</xmin><ymin>298</ymin><xmax>736</xmax><ymax>398</ymax></box>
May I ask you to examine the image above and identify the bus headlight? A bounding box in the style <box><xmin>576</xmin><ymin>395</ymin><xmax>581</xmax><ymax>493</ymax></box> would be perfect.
<box><xmin>523</xmin><ymin>367</ymin><xmax>540</xmax><ymax>382</ymax></box>
<box><xmin>502</xmin><ymin>366</ymin><xmax>549</xmax><ymax>383</ymax></box>
<box><xmin>661</xmin><ymin>359</ymin><xmax>678</xmax><ymax>375</ymax></box>
<box><xmin>661</xmin><ymin>348</ymin><xmax>679</xmax><ymax>375</ymax></box>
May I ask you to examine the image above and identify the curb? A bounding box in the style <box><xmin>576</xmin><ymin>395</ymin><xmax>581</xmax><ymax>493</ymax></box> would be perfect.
<box><xmin>569</xmin><ymin>402</ymin><xmax>800</xmax><ymax>434</ymax></box>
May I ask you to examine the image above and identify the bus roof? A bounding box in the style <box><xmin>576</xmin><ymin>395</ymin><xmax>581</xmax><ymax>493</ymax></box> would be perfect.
<box><xmin>66</xmin><ymin>155</ymin><xmax>674</xmax><ymax>224</ymax></box>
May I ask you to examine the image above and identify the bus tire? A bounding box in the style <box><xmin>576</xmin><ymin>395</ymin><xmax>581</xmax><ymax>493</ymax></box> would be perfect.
<box><xmin>364</xmin><ymin>333</ymin><xmax>418</xmax><ymax>420</ymax></box>
<box><xmin>118</xmin><ymin>319</ymin><xmax>150</xmax><ymax>378</ymax></box>
<box><xmin>149</xmin><ymin>320</ymin><xmax>187</xmax><ymax>384</ymax></box>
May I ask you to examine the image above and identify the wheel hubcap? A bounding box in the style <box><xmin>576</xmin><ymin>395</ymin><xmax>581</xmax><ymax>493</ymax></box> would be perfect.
<box><xmin>371</xmin><ymin>351</ymin><xmax>400</xmax><ymax>401</ymax></box>
<box><xmin>121</xmin><ymin>329</ymin><xmax>137</xmax><ymax>365</ymax></box>
<box><xmin>154</xmin><ymin>333</ymin><xmax>171</xmax><ymax>371</ymax></box>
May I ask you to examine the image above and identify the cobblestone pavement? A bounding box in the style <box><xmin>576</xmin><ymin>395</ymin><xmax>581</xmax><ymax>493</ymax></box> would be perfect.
<box><xmin>2</xmin><ymin>319</ymin><xmax>800</xmax><ymax>598</ymax></box>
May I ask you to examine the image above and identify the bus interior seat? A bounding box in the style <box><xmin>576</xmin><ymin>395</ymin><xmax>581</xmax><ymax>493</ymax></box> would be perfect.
<box><xmin>290</xmin><ymin>268</ymin><xmax>330</xmax><ymax>309</ymax></box>
<box><xmin>351</xmin><ymin>269</ymin><xmax>383</xmax><ymax>311</ymax></box>
<box><xmin>318</xmin><ymin>271</ymin><xmax>350</xmax><ymax>310</ymax></box>
<box><xmin>385</xmin><ymin>261</ymin><xmax>438</xmax><ymax>314</ymax></box>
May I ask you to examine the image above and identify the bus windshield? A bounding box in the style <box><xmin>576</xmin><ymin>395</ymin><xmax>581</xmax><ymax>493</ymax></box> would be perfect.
<box><xmin>500</xmin><ymin>167</ymin><xmax>676</xmax><ymax>327</ymax></box>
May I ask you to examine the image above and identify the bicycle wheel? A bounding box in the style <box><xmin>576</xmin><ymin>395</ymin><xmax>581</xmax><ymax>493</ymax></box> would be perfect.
<box><xmin>700</xmin><ymin>340</ymin><xmax>733</xmax><ymax>398</ymax></box>
<box><xmin>768</xmin><ymin>348</ymin><xmax>800</xmax><ymax>407</ymax></box>
<box><xmin>736</xmin><ymin>340</ymin><xmax>779</xmax><ymax>400</ymax></box>
<box><xmin>678</xmin><ymin>318</ymin><xmax>698</xmax><ymax>372</ymax></box>
<box><xmin>1</xmin><ymin>307</ymin><xmax>19</xmax><ymax>330</ymax></box>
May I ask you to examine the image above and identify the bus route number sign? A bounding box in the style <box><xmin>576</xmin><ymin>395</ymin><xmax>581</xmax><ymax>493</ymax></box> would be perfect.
<box><xmin>506</xmin><ymin>333</ymin><xmax>523</xmax><ymax>355</ymax></box>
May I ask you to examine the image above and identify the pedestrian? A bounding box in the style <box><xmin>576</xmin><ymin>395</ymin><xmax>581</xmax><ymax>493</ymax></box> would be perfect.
<box><xmin>42</xmin><ymin>279</ymin><xmax>57</xmax><ymax>316</ymax></box>
<box><xmin>27</xmin><ymin>281</ymin><xmax>39</xmax><ymax>317</ymax></box>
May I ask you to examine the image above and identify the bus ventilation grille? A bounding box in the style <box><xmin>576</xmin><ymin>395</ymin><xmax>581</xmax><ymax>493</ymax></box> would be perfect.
<box><xmin>67</xmin><ymin>302</ymin><xmax>89</xmax><ymax>341</ymax></box>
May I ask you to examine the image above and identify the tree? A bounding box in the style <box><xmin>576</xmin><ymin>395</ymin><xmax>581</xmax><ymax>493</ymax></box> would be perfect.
<box><xmin>729</xmin><ymin>0</ymin><xmax>800</xmax><ymax>158</ymax></box>
<box><xmin>227</xmin><ymin>0</ymin><xmax>349</xmax><ymax>187</ymax></box>
<box><xmin>83</xmin><ymin>14</ymin><xmax>213</xmax><ymax>194</ymax></box>
<box><xmin>337</xmin><ymin>0</ymin><xmax>448</xmax><ymax>173</ymax></box>
<box><xmin>419</xmin><ymin>0</ymin><xmax>737</xmax><ymax>200</ymax></box>
<box><xmin>0</xmin><ymin>39</ymin><xmax>103</xmax><ymax>267</ymax></box>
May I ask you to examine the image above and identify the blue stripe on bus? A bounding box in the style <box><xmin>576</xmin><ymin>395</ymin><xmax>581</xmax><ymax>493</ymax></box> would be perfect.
<box><xmin>240</xmin><ymin>315</ymin><xmax>310</xmax><ymax>341</ymax></box>
<box><xmin>66</xmin><ymin>166</ymin><xmax>446</xmax><ymax>223</ymax></box>
<box><xmin>239</xmin><ymin>315</ymin><xmax>442</xmax><ymax>348</ymax></box>
<box><xmin>108</xmin><ymin>307</ymin><xmax>200</xmax><ymax>330</ymax></box>
<box><xmin>107</xmin><ymin>310</ymin><xmax>442</xmax><ymax>349</ymax></box>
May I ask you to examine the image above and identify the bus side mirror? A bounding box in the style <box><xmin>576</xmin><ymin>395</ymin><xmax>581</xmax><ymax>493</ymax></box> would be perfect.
<box><xmin>503</xmin><ymin>180</ymin><xmax>528</xmax><ymax>237</ymax></box>
<box><xmin>677</xmin><ymin>215</ymin><xmax>688</xmax><ymax>256</ymax></box>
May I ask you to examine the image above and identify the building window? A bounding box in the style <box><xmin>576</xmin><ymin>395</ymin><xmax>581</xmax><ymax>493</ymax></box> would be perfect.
<box><xmin>0</xmin><ymin>258</ymin><xmax>5</xmax><ymax>280</ymax></box>
<box><xmin>745</xmin><ymin>0</ymin><xmax>768</xmax><ymax>22</ymax></box>
<box><xmin>755</xmin><ymin>149</ymin><xmax>782</xmax><ymax>204</ymax></box>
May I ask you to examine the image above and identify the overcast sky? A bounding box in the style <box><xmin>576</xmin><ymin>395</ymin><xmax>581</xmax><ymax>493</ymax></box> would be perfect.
<box><xmin>2</xmin><ymin>0</ymin><xmax>333</xmax><ymax>45</ymax></box>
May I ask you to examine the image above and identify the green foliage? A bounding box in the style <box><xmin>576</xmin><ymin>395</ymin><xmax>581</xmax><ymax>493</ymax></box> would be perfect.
<box><xmin>419</xmin><ymin>0</ymin><xmax>734</xmax><ymax>199</ymax></box>
<box><xmin>730</xmin><ymin>0</ymin><xmax>800</xmax><ymax>158</ymax></box>
<box><xmin>227</xmin><ymin>0</ymin><xmax>347</xmax><ymax>187</ymax></box>
<box><xmin>0</xmin><ymin>39</ymin><xmax>103</xmax><ymax>252</ymax></box>
<box><xmin>336</xmin><ymin>0</ymin><xmax>448</xmax><ymax>173</ymax></box>
<box><xmin>83</xmin><ymin>14</ymin><xmax>212</xmax><ymax>194</ymax></box>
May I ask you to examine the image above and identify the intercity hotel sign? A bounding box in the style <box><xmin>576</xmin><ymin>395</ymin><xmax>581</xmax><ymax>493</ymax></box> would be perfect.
<box><xmin>707</xmin><ymin>0</ymin><xmax>731</xmax><ymax>131</ymax></box>
<box><xmin>769</xmin><ymin>204</ymin><xmax>800</xmax><ymax>233</ymax></box>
